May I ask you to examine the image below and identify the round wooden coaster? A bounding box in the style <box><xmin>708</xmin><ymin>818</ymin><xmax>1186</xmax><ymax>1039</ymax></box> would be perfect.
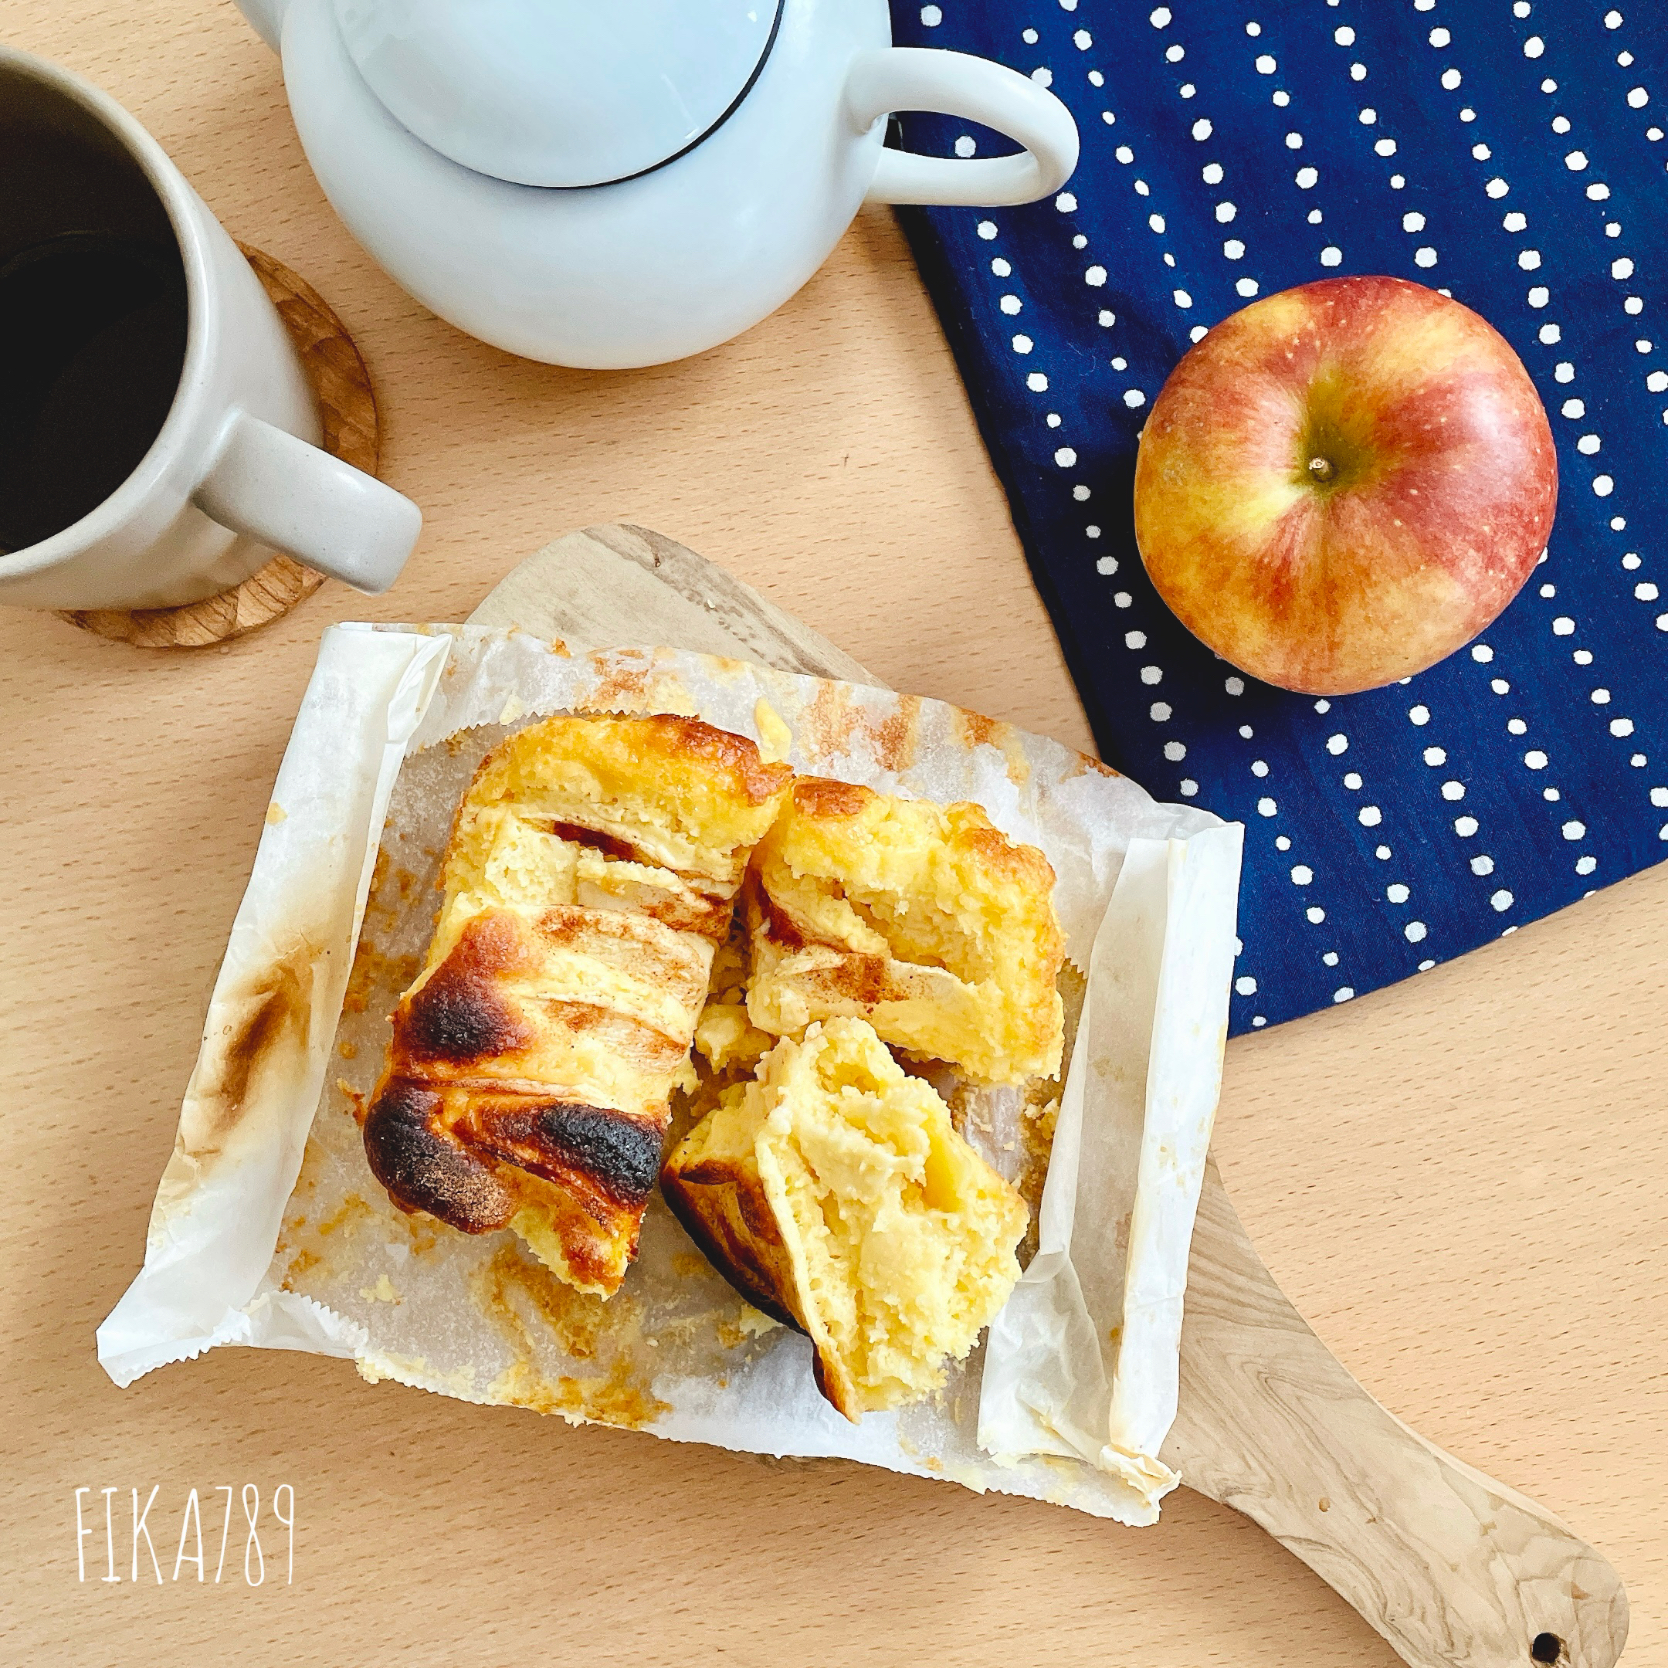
<box><xmin>58</xmin><ymin>245</ymin><xmax>382</xmax><ymax>649</ymax></box>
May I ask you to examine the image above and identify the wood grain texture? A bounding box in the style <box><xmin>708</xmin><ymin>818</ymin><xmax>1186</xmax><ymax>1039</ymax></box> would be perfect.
<box><xmin>469</xmin><ymin>524</ymin><xmax>873</xmax><ymax>683</ymax></box>
<box><xmin>0</xmin><ymin>6</ymin><xmax>1661</xmax><ymax>1668</ymax></box>
<box><xmin>1169</xmin><ymin>1163</ymin><xmax>1628</xmax><ymax>1668</ymax></box>
<box><xmin>473</xmin><ymin>525</ymin><xmax>1627</xmax><ymax>1668</ymax></box>
<box><xmin>57</xmin><ymin>246</ymin><xmax>382</xmax><ymax>648</ymax></box>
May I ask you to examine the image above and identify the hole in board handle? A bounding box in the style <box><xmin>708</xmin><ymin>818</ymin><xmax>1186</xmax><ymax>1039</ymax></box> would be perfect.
<box><xmin>1531</xmin><ymin>1633</ymin><xmax>1564</xmax><ymax>1664</ymax></box>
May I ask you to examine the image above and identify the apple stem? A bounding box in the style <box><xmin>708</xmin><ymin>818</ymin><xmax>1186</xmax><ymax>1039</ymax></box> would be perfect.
<box><xmin>1308</xmin><ymin>456</ymin><xmax>1335</xmax><ymax>483</ymax></box>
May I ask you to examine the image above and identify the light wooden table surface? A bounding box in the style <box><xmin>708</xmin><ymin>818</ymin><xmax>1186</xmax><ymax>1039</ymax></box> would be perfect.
<box><xmin>4</xmin><ymin>6</ymin><xmax>1664</xmax><ymax>1665</ymax></box>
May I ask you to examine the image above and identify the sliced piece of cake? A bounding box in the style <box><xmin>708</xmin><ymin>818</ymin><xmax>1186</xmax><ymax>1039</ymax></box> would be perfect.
<box><xmin>744</xmin><ymin>779</ymin><xmax>1066</xmax><ymax>1084</ymax></box>
<box><xmin>363</xmin><ymin>713</ymin><xmax>793</xmax><ymax>1296</ymax></box>
<box><xmin>662</xmin><ymin>1018</ymin><xmax>1028</xmax><ymax>1419</ymax></box>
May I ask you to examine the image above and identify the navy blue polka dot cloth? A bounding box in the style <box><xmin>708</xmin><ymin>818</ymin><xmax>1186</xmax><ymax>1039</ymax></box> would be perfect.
<box><xmin>889</xmin><ymin>0</ymin><xmax>1668</xmax><ymax>1034</ymax></box>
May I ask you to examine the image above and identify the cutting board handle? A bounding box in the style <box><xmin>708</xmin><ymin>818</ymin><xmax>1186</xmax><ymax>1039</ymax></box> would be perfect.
<box><xmin>1164</xmin><ymin>1162</ymin><xmax>1628</xmax><ymax>1668</ymax></box>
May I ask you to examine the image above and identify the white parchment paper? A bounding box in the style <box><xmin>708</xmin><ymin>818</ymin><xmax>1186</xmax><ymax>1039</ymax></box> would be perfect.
<box><xmin>99</xmin><ymin>624</ymin><xmax>1242</xmax><ymax>1525</ymax></box>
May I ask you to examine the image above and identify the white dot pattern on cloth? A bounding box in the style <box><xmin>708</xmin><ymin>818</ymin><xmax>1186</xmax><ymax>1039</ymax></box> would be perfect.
<box><xmin>893</xmin><ymin>1</ymin><xmax>1668</xmax><ymax>1033</ymax></box>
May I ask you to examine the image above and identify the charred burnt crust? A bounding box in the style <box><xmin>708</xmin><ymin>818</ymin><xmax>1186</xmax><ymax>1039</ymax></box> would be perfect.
<box><xmin>399</xmin><ymin>913</ymin><xmax>535</xmax><ymax>1063</ymax></box>
<box><xmin>469</xmin><ymin>1101</ymin><xmax>663</xmax><ymax>1206</ymax></box>
<box><xmin>362</xmin><ymin>1079</ymin><xmax>516</xmax><ymax>1233</ymax></box>
<box><xmin>364</xmin><ymin>1080</ymin><xmax>667</xmax><ymax>1238</ymax></box>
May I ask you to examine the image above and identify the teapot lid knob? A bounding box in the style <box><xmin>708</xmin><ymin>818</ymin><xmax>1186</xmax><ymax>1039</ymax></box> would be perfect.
<box><xmin>333</xmin><ymin>0</ymin><xmax>783</xmax><ymax>188</ymax></box>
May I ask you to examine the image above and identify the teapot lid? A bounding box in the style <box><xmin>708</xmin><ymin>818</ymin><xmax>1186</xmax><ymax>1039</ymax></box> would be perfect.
<box><xmin>333</xmin><ymin>0</ymin><xmax>784</xmax><ymax>188</ymax></box>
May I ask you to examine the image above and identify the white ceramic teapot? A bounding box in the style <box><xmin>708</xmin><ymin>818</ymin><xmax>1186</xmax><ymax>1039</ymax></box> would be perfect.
<box><xmin>233</xmin><ymin>0</ymin><xmax>1078</xmax><ymax>368</ymax></box>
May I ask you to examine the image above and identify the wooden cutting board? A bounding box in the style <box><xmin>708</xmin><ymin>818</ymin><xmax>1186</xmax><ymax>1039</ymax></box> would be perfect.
<box><xmin>469</xmin><ymin>523</ymin><xmax>1629</xmax><ymax>1668</ymax></box>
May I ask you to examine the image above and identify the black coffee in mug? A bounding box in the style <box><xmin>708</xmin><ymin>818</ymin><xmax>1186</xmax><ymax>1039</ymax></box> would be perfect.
<box><xmin>0</xmin><ymin>233</ymin><xmax>186</xmax><ymax>554</ymax></box>
<box><xmin>0</xmin><ymin>107</ymin><xmax>187</xmax><ymax>556</ymax></box>
<box><xmin>0</xmin><ymin>48</ymin><xmax>420</xmax><ymax>612</ymax></box>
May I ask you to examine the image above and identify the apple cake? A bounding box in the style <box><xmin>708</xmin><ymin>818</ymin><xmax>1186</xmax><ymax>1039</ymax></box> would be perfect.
<box><xmin>361</xmin><ymin>713</ymin><xmax>793</xmax><ymax>1296</ymax></box>
<box><xmin>662</xmin><ymin>1017</ymin><xmax>1028</xmax><ymax>1420</ymax></box>
<box><xmin>743</xmin><ymin>778</ymin><xmax>1066</xmax><ymax>1084</ymax></box>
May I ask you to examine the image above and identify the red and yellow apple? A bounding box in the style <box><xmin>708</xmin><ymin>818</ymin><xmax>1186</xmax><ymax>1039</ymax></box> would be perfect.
<box><xmin>1132</xmin><ymin>275</ymin><xmax>1557</xmax><ymax>696</ymax></box>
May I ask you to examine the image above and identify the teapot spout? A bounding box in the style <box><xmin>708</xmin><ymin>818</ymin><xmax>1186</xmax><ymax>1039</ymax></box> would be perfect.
<box><xmin>233</xmin><ymin>0</ymin><xmax>291</xmax><ymax>52</ymax></box>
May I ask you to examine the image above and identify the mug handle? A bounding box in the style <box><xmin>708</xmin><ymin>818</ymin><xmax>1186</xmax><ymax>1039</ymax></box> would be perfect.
<box><xmin>846</xmin><ymin>48</ymin><xmax>1080</xmax><ymax>208</ymax></box>
<box><xmin>193</xmin><ymin>412</ymin><xmax>422</xmax><ymax>594</ymax></box>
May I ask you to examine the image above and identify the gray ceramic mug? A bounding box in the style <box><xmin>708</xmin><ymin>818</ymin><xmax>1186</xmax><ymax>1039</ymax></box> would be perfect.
<box><xmin>0</xmin><ymin>46</ymin><xmax>420</xmax><ymax>611</ymax></box>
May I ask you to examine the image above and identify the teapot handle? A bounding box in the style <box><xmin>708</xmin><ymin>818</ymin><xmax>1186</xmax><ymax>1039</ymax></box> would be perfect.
<box><xmin>846</xmin><ymin>48</ymin><xmax>1079</xmax><ymax>208</ymax></box>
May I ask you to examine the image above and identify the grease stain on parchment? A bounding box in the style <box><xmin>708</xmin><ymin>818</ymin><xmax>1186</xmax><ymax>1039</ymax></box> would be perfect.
<box><xmin>584</xmin><ymin>649</ymin><xmax>699</xmax><ymax>717</ymax></box>
<box><xmin>952</xmin><ymin>708</ymin><xmax>1032</xmax><ymax>787</ymax></box>
<box><xmin>472</xmin><ymin>1245</ymin><xmax>669</xmax><ymax>1429</ymax></box>
<box><xmin>753</xmin><ymin>698</ymin><xmax>793</xmax><ymax>764</ymax></box>
<box><xmin>153</xmin><ymin>929</ymin><xmax>330</xmax><ymax>1242</ymax></box>
<box><xmin>343</xmin><ymin>943</ymin><xmax>422</xmax><ymax>1016</ymax></box>
<box><xmin>276</xmin><ymin>1157</ymin><xmax>377</xmax><ymax>1289</ymax></box>
<box><xmin>705</xmin><ymin>656</ymin><xmax>751</xmax><ymax>685</ymax></box>
<box><xmin>801</xmin><ymin>684</ymin><xmax>920</xmax><ymax>774</ymax></box>
<box><xmin>179</xmin><ymin>933</ymin><xmax>318</xmax><ymax>1159</ymax></box>
<box><xmin>714</xmin><ymin>1306</ymin><xmax>782</xmax><ymax>1350</ymax></box>
<box><xmin>357</xmin><ymin>1352</ymin><xmax>479</xmax><ymax>1399</ymax></box>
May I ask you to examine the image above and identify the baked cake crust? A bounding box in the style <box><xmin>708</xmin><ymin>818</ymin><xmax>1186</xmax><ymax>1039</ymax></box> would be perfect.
<box><xmin>744</xmin><ymin>778</ymin><xmax>1066</xmax><ymax>1084</ymax></box>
